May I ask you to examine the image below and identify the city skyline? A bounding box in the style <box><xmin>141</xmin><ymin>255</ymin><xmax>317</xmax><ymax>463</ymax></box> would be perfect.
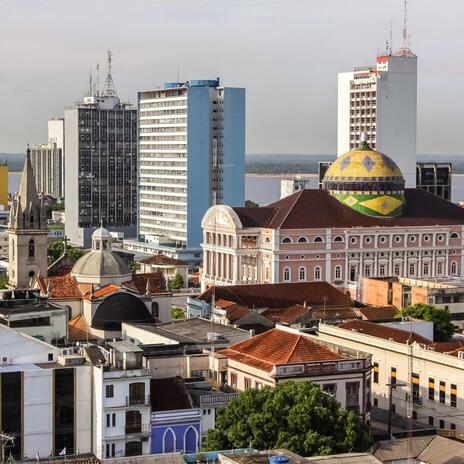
<box><xmin>1</xmin><ymin>0</ymin><xmax>464</xmax><ymax>155</ymax></box>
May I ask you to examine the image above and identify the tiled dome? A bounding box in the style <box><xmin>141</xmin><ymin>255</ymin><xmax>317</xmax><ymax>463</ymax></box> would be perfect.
<box><xmin>323</xmin><ymin>139</ymin><xmax>405</xmax><ymax>217</ymax></box>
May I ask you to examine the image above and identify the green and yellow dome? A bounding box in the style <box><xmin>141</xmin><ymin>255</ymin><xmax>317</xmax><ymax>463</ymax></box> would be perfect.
<box><xmin>323</xmin><ymin>139</ymin><xmax>405</xmax><ymax>217</ymax></box>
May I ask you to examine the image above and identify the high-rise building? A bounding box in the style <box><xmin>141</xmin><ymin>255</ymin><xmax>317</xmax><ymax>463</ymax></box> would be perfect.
<box><xmin>48</xmin><ymin>117</ymin><xmax>65</xmax><ymax>194</ymax></box>
<box><xmin>64</xmin><ymin>52</ymin><xmax>138</xmax><ymax>247</ymax></box>
<box><xmin>125</xmin><ymin>79</ymin><xmax>245</xmax><ymax>264</ymax></box>
<box><xmin>280</xmin><ymin>177</ymin><xmax>309</xmax><ymax>199</ymax></box>
<box><xmin>30</xmin><ymin>142</ymin><xmax>63</xmax><ymax>198</ymax></box>
<box><xmin>416</xmin><ymin>162</ymin><xmax>452</xmax><ymax>201</ymax></box>
<box><xmin>338</xmin><ymin>43</ymin><xmax>417</xmax><ymax>186</ymax></box>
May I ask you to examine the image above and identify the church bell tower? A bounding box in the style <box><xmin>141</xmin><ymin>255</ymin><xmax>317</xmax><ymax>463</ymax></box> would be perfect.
<box><xmin>8</xmin><ymin>147</ymin><xmax>48</xmax><ymax>288</ymax></box>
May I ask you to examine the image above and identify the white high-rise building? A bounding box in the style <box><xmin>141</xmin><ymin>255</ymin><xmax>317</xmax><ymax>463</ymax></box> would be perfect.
<box><xmin>126</xmin><ymin>79</ymin><xmax>245</xmax><ymax>265</ymax></box>
<box><xmin>338</xmin><ymin>49</ymin><xmax>417</xmax><ymax>186</ymax></box>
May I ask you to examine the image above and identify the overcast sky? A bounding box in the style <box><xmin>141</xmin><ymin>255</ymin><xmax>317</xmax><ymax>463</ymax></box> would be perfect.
<box><xmin>1</xmin><ymin>0</ymin><xmax>463</xmax><ymax>155</ymax></box>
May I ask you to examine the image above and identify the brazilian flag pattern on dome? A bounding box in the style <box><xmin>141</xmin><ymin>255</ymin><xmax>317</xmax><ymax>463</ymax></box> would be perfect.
<box><xmin>322</xmin><ymin>141</ymin><xmax>405</xmax><ymax>218</ymax></box>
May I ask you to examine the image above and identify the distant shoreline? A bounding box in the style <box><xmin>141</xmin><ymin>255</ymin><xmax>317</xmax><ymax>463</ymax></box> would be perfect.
<box><xmin>246</xmin><ymin>173</ymin><xmax>317</xmax><ymax>178</ymax></box>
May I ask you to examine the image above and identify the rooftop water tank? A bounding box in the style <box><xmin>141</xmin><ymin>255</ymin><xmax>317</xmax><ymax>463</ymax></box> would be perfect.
<box><xmin>269</xmin><ymin>456</ymin><xmax>290</xmax><ymax>464</ymax></box>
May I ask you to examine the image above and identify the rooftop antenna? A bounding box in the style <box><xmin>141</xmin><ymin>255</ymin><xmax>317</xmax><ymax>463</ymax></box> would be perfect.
<box><xmin>103</xmin><ymin>50</ymin><xmax>117</xmax><ymax>97</ymax></box>
<box><xmin>95</xmin><ymin>63</ymin><xmax>100</xmax><ymax>96</ymax></box>
<box><xmin>400</xmin><ymin>0</ymin><xmax>410</xmax><ymax>52</ymax></box>
<box><xmin>89</xmin><ymin>68</ymin><xmax>93</xmax><ymax>97</ymax></box>
<box><xmin>389</xmin><ymin>20</ymin><xmax>394</xmax><ymax>55</ymax></box>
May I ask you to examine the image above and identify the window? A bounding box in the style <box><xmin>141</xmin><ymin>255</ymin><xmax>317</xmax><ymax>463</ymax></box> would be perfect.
<box><xmin>428</xmin><ymin>378</ymin><xmax>435</xmax><ymax>401</ymax></box>
<box><xmin>106</xmin><ymin>444</ymin><xmax>110</xmax><ymax>458</ymax></box>
<box><xmin>394</xmin><ymin>263</ymin><xmax>401</xmax><ymax>276</ymax></box>
<box><xmin>437</xmin><ymin>234</ymin><xmax>444</xmax><ymax>242</ymax></box>
<box><xmin>394</xmin><ymin>236</ymin><xmax>401</xmax><ymax>243</ymax></box>
<box><xmin>379</xmin><ymin>264</ymin><xmax>386</xmax><ymax>277</ymax></box>
<box><xmin>129</xmin><ymin>382</ymin><xmax>145</xmax><ymax>405</ymax></box>
<box><xmin>428</xmin><ymin>416</ymin><xmax>434</xmax><ymax>426</ymax></box>
<box><xmin>451</xmin><ymin>423</ymin><xmax>456</xmax><ymax>431</ymax></box>
<box><xmin>112</xmin><ymin>413</ymin><xmax>116</xmax><ymax>426</ymax></box>
<box><xmin>297</xmin><ymin>236</ymin><xmax>308</xmax><ymax>243</ymax></box>
<box><xmin>265</xmin><ymin>267</ymin><xmax>270</xmax><ymax>281</ymax></box>
<box><xmin>391</xmin><ymin>367</ymin><xmax>397</xmax><ymax>386</ymax></box>
<box><xmin>349</xmin><ymin>265</ymin><xmax>357</xmax><ymax>281</ymax></box>
<box><xmin>409</xmin><ymin>262</ymin><xmax>416</xmax><ymax>276</ymax></box>
<box><xmin>244</xmin><ymin>377</ymin><xmax>252</xmax><ymax>389</ymax></box>
<box><xmin>451</xmin><ymin>261</ymin><xmax>458</xmax><ymax>275</ymax></box>
<box><xmin>439</xmin><ymin>420</ymin><xmax>445</xmax><ymax>429</ymax></box>
<box><xmin>314</xmin><ymin>266</ymin><xmax>321</xmax><ymax>281</ymax></box>
<box><xmin>106</xmin><ymin>385</ymin><xmax>114</xmax><ymax>398</ymax></box>
<box><xmin>283</xmin><ymin>267</ymin><xmax>290</xmax><ymax>282</ymax></box>
<box><xmin>298</xmin><ymin>267</ymin><xmax>306</xmax><ymax>281</ymax></box>
<box><xmin>373</xmin><ymin>398</ymin><xmax>378</xmax><ymax>407</ymax></box>
<box><xmin>364</xmin><ymin>264</ymin><xmax>371</xmax><ymax>277</ymax></box>
<box><xmin>450</xmin><ymin>232</ymin><xmax>459</xmax><ymax>239</ymax></box>
<box><xmin>412</xmin><ymin>373</ymin><xmax>420</xmax><ymax>403</ymax></box>
<box><xmin>423</xmin><ymin>262</ymin><xmax>429</xmax><ymax>276</ymax></box>
<box><xmin>365</xmin><ymin>236</ymin><xmax>372</xmax><ymax>244</ymax></box>
<box><xmin>255</xmin><ymin>382</ymin><xmax>262</xmax><ymax>389</ymax></box>
<box><xmin>440</xmin><ymin>381</ymin><xmax>446</xmax><ymax>404</ymax></box>
<box><xmin>313</xmin><ymin>236</ymin><xmax>323</xmax><ymax>243</ymax></box>
<box><xmin>230</xmin><ymin>372</ymin><xmax>238</xmax><ymax>388</ymax></box>
<box><xmin>451</xmin><ymin>384</ymin><xmax>457</xmax><ymax>408</ymax></box>
<box><xmin>424</xmin><ymin>234</ymin><xmax>430</xmax><ymax>242</ymax></box>
<box><xmin>412</xmin><ymin>411</ymin><xmax>417</xmax><ymax>420</ymax></box>
<box><xmin>373</xmin><ymin>362</ymin><xmax>379</xmax><ymax>384</ymax></box>
<box><xmin>282</xmin><ymin>237</ymin><xmax>292</xmax><ymax>244</ymax></box>
<box><xmin>48</xmin><ymin>353</ymin><xmax>54</xmax><ymax>362</ymax></box>
<box><xmin>350</xmin><ymin>237</ymin><xmax>357</xmax><ymax>244</ymax></box>
<box><xmin>322</xmin><ymin>384</ymin><xmax>337</xmax><ymax>396</ymax></box>
<box><xmin>333</xmin><ymin>236</ymin><xmax>343</xmax><ymax>242</ymax></box>
<box><xmin>106</xmin><ymin>414</ymin><xmax>110</xmax><ymax>427</ymax></box>
<box><xmin>409</xmin><ymin>235</ymin><xmax>416</xmax><ymax>243</ymax></box>
<box><xmin>28</xmin><ymin>239</ymin><xmax>35</xmax><ymax>259</ymax></box>
<box><xmin>335</xmin><ymin>265</ymin><xmax>342</xmax><ymax>280</ymax></box>
<box><xmin>437</xmin><ymin>262</ymin><xmax>444</xmax><ymax>276</ymax></box>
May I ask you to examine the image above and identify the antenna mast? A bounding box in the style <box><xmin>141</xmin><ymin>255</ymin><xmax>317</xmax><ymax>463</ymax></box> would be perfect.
<box><xmin>399</xmin><ymin>0</ymin><xmax>411</xmax><ymax>53</ymax></box>
<box><xmin>103</xmin><ymin>50</ymin><xmax>118</xmax><ymax>97</ymax></box>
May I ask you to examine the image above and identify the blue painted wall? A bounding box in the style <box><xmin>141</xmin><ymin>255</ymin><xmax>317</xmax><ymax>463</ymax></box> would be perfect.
<box><xmin>151</xmin><ymin>421</ymin><xmax>201</xmax><ymax>454</ymax></box>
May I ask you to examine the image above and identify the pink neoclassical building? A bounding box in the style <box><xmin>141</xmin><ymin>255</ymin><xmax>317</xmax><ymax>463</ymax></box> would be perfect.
<box><xmin>201</xmin><ymin>144</ymin><xmax>464</xmax><ymax>297</ymax></box>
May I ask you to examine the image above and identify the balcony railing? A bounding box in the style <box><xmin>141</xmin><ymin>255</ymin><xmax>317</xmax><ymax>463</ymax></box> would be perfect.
<box><xmin>125</xmin><ymin>395</ymin><xmax>151</xmax><ymax>406</ymax></box>
<box><xmin>200</xmin><ymin>393</ymin><xmax>239</xmax><ymax>409</ymax></box>
<box><xmin>125</xmin><ymin>424</ymin><xmax>151</xmax><ymax>436</ymax></box>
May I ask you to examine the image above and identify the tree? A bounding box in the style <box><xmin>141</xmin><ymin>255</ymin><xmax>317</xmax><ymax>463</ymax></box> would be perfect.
<box><xmin>245</xmin><ymin>199</ymin><xmax>258</xmax><ymax>208</ymax></box>
<box><xmin>68</xmin><ymin>247</ymin><xmax>85</xmax><ymax>262</ymax></box>
<box><xmin>171</xmin><ymin>306</ymin><xmax>186</xmax><ymax>320</ymax></box>
<box><xmin>203</xmin><ymin>381</ymin><xmax>370</xmax><ymax>456</ymax></box>
<box><xmin>170</xmin><ymin>272</ymin><xmax>184</xmax><ymax>290</ymax></box>
<box><xmin>0</xmin><ymin>274</ymin><xmax>8</xmax><ymax>289</ymax></box>
<box><xmin>396</xmin><ymin>303</ymin><xmax>454</xmax><ymax>342</ymax></box>
<box><xmin>47</xmin><ymin>241</ymin><xmax>84</xmax><ymax>265</ymax></box>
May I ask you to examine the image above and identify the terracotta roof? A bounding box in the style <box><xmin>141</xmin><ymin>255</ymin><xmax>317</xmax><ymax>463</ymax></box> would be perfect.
<box><xmin>122</xmin><ymin>271</ymin><xmax>167</xmax><ymax>294</ymax></box>
<box><xmin>199</xmin><ymin>282</ymin><xmax>351</xmax><ymax>309</ymax></box>
<box><xmin>226</xmin><ymin>304</ymin><xmax>252</xmax><ymax>323</ymax></box>
<box><xmin>356</xmin><ymin>306</ymin><xmax>399</xmax><ymax>321</ymax></box>
<box><xmin>431</xmin><ymin>340</ymin><xmax>464</xmax><ymax>354</ymax></box>
<box><xmin>39</xmin><ymin>273</ymin><xmax>82</xmax><ymax>299</ymax></box>
<box><xmin>82</xmin><ymin>284</ymin><xmax>121</xmax><ymax>300</ymax></box>
<box><xmin>262</xmin><ymin>305</ymin><xmax>309</xmax><ymax>324</ymax></box>
<box><xmin>220</xmin><ymin>328</ymin><xmax>347</xmax><ymax>372</ymax></box>
<box><xmin>68</xmin><ymin>314</ymin><xmax>93</xmax><ymax>341</ymax></box>
<box><xmin>139</xmin><ymin>254</ymin><xmax>188</xmax><ymax>266</ymax></box>
<box><xmin>232</xmin><ymin>189</ymin><xmax>464</xmax><ymax>230</ymax></box>
<box><xmin>215</xmin><ymin>299</ymin><xmax>237</xmax><ymax>309</ymax></box>
<box><xmin>338</xmin><ymin>319</ymin><xmax>432</xmax><ymax>345</ymax></box>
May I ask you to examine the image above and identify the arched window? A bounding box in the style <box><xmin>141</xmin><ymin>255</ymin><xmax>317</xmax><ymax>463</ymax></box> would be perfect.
<box><xmin>282</xmin><ymin>237</ymin><xmax>292</xmax><ymax>244</ymax></box>
<box><xmin>379</xmin><ymin>264</ymin><xmax>386</xmax><ymax>277</ymax></box>
<box><xmin>314</xmin><ymin>266</ymin><xmax>321</xmax><ymax>281</ymax></box>
<box><xmin>450</xmin><ymin>232</ymin><xmax>459</xmax><ymax>239</ymax></box>
<box><xmin>184</xmin><ymin>427</ymin><xmax>198</xmax><ymax>453</ymax></box>
<box><xmin>409</xmin><ymin>262</ymin><xmax>416</xmax><ymax>276</ymax></box>
<box><xmin>313</xmin><ymin>236</ymin><xmax>324</xmax><ymax>243</ymax></box>
<box><xmin>297</xmin><ymin>236</ymin><xmax>308</xmax><ymax>243</ymax></box>
<box><xmin>423</xmin><ymin>262</ymin><xmax>429</xmax><ymax>276</ymax></box>
<box><xmin>333</xmin><ymin>236</ymin><xmax>343</xmax><ymax>242</ymax></box>
<box><xmin>283</xmin><ymin>267</ymin><xmax>291</xmax><ymax>282</ymax></box>
<box><xmin>451</xmin><ymin>261</ymin><xmax>458</xmax><ymax>275</ymax></box>
<box><xmin>265</xmin><ymin>237</ymin><xmax>271</xmax><ymax>243</ymax></box>
<box><xmin>364</xmin><ymin>264</ymin><xmax>371</xmax><ymax>277</ymax></box>
<box><xmin>29</xmin><ymin>214</ymin><xmax>34</xmax><ymax>227</ymax></box>
<box><xmin>394</xmin><ymin>263</ymin><xmax>401</xmax><ymax>276</ymax></box>
<box><xmin>437</xmin><ymin>262</ymin><xmax>444</xmax><ymax>275</ymax></box>
<box><xmin>163</xmin><ymin>428</ymin><xmax>176</xmax><ymax>453</ymax></box>
<box><xmin>298</xmin><ymin>266</ymin><xmax>306</xmax><ymax>281</ymax></box>
<box><xmin>28</xmin><ymin>239</ymin><xmax>35</xmax><ymax>259</ymax></box>
<box><xmin>335</xmin><ymin>265</ymin><xmax>342</xmax><ymax>280</ymax></box>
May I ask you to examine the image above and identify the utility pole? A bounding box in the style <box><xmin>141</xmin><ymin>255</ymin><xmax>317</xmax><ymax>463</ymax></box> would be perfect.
<box><xmin>386</xmin><ymin>382</ymin><xmax>406</xmax><ymax>437</ymax></box>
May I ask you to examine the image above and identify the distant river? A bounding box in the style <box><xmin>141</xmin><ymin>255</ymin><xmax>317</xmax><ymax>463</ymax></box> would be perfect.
<box><xmin>245</xmin><ymin>173</ymin><xmax>464</xmax><ymax>205</ymax></box>
<box><xmin>8</xmin><ymin>172</ymin><xmax>464</xmax><ymax>205</ymax></box>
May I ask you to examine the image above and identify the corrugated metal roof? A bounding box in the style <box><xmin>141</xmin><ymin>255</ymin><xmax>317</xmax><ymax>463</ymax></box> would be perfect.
<box><xmin>374</xmin><ymin>436</ymin><xmax>434</xmax><ymax>461</ymax></box>
<box><xmin>417</xmin><ymin>435</ymin><xmax>464</xmax><ymax>464</ymax></box>
<box><xmin>305</xmin><ymin>453</ymin><xmax>381</xmax><ymax>463</ymax></box>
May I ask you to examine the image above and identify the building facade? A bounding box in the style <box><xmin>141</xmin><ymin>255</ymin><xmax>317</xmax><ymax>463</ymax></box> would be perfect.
<box><xmin>313</xmin><ymin>321</ymin><xmax>464</xmax><ymax>433</ymax></box>
<box><xmin>201</xmin><ymin>143</ymin><xmax>464</xmax><ymax>296</ymax></box>
<box><xmin>64</xmin><ymin>87</ymin><xmax>137</xmax><ymax>246</ymax></box>
<box><xmin>338</xmin><ymin>52</ymin><xmax>417</xmax><ymax>187</ymax></box>
<box><xmin>126</xmin><ymin>79</ymin><xmax>245</xmax><ymax>263</ymax></box>
<box><xmin>416</xmin><ymin>162</ymin><xmax>452</xmax><ymax>201</ymax></box>
<box><xmin>30</xmin><ymin>142</ymin><xmax>63</xmax><ymax>198</ymax></box>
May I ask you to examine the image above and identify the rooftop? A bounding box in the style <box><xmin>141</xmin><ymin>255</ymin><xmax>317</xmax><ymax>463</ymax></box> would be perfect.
<box><xmin>337</xmin><ymin>319</ymin><xmax>432</xmax><ymax>345</ymax></box>
<box><xmin>355</xmin><ymin>306</ymin><xmax>399</xmax><ymax>321</ymax></box>
<box><xmin>151</xmin><ymin>377</ymin><xmax>192</xmax><ymax>411</ymax></box>
<box><xmin>138</xmin><ymin>254</ymin><xmax>188</xmax><ymax>266</ymax></box>
<box><xmin>232</xmin><ymin>189</ymin><xmax>464</xmax><ymax>230</ymax></box>
<box><xmin>220</xmin><ymin>328</ymin><xmax>348</xmax><ymax>373</ymax></box>
<box><xmin>200</xmin><ymin>282</ymin><xmax>351</xmax><ymax>309</ymax></box>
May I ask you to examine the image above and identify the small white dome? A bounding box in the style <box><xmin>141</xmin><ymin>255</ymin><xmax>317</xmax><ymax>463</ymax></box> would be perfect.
<box><xmin>92</xmin><ymin>227</ymin><xmax>112</xmax><ymax>239</ymax></box>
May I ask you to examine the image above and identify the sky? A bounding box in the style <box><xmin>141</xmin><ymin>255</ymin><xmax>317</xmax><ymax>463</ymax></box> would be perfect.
<box><xmin>1</xmin><ymin>0</ymin><xmax>463</xmax><ymax>155</ymax></box>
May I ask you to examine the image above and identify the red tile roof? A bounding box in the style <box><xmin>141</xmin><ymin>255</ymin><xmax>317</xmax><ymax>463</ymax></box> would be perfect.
<box><xmin>68</xmin><ymin>314</ymin><xmax>93</xmax><ymax>341</ymax></box>
<box><xmin>82</xmin><ymin>284</ymin><xmax>121</xmax><ymax>301</ymax></box>
<box><xmin>338</xmin><ymin>319</ymin><xmax>432</xmax><ymax>345</ymax></box>
<box><xmin>262</xmin><ymin>305</ymin><xmax>309</xmax><ymax>324</ymax></box>
<box><xmin>215</xmin><ymin>299</ymin><xmax>237</xmax><ymax>309</ymax></box>
<box><xmin>431</xmin><ymin>340</ymin><xmax>464</xmax><ymax>354</ymax></box>
<box><xmin>39</xmin><ymin>273</ymin><xmax>82</xmax><ymax>299</ymax></box>
<box><xmin>199</xmin><ymin>282</ymin><xmax>351</xmax><ymax>309</ymax></box>
<box><xmin>356</xmin><ymin>306</ymin><xmax>399</xmax><ymax>321</ymax></box>
<box><xmin>232</xmin><ymin>189</ymin><xmax>464</xmax><ymax>230</ymax></box>
<box><xmin>220</xmin><ymin>328</ymin><xmax>347</xmax><ymax>372</ymax></box>
<box><xmin>122</xmin><ymin>271</ymin><xmax>167</xmax><ymax>294</ymax></box>
<box><xmin>139</xmin><ymin>254</ymin><xmax>188</xmax><ymax>266</ymax></box>
<box><xmin>226</xmin><ymin>305</ymin><xmax>251</xmax><ymax>323</ymax></box>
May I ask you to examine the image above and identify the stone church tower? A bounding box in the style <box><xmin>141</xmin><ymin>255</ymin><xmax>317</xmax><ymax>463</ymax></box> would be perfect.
<box><xmin>8</xmin><ymin>147</ymin><xmax>48</xmax><ymax>288</ymax></box>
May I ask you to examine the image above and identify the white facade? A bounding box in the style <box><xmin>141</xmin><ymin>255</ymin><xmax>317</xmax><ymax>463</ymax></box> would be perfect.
<box><xmin>338</xmin><ymin>54</ymin><xmax>417</xmax><ymax>186</ymax></box>
<box><xmin>137</xmin><ymin>79</ymin><xmax>245</xmax><ymax>254</ymax></box>
<box><xmin>280</xmin><ymin>177</ymin><xmax>309</xmax><ymax>199</ymax></box>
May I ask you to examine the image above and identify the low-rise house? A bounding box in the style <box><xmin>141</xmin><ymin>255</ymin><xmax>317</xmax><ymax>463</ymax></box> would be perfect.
<box><xmin>137</xmin><ymin>254</ymin><xmax>189</xmax><ymax>287</ymax></box>
<box><xmin>212</xmin><ymin>326</ymin><xmax>372</xmax><ymax>417</ymax></box>
<box><xmin>311</xmin><ymin>320</ymin><xmax>464</xmax><ymax>432</ymax></box>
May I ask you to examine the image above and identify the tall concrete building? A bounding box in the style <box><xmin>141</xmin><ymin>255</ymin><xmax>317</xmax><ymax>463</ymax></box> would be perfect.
<box><xmin>125</xmin><ymin>79</ymin><xmax>245</xmax><ymax>265</ymax></box>
<box><xmin>338</xmin><ymin>46</ymin><xmax>417</xmax><ymax>187</ymax></box>
<box><xmin>30</xmin><ymin>142</ymin><xmax>63</xmax><ymax>198</ymax></box>
<box><xmin>64</xmin><ymin>52</ymin><xmax>138</xmax><ymax>247</ymax></box>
